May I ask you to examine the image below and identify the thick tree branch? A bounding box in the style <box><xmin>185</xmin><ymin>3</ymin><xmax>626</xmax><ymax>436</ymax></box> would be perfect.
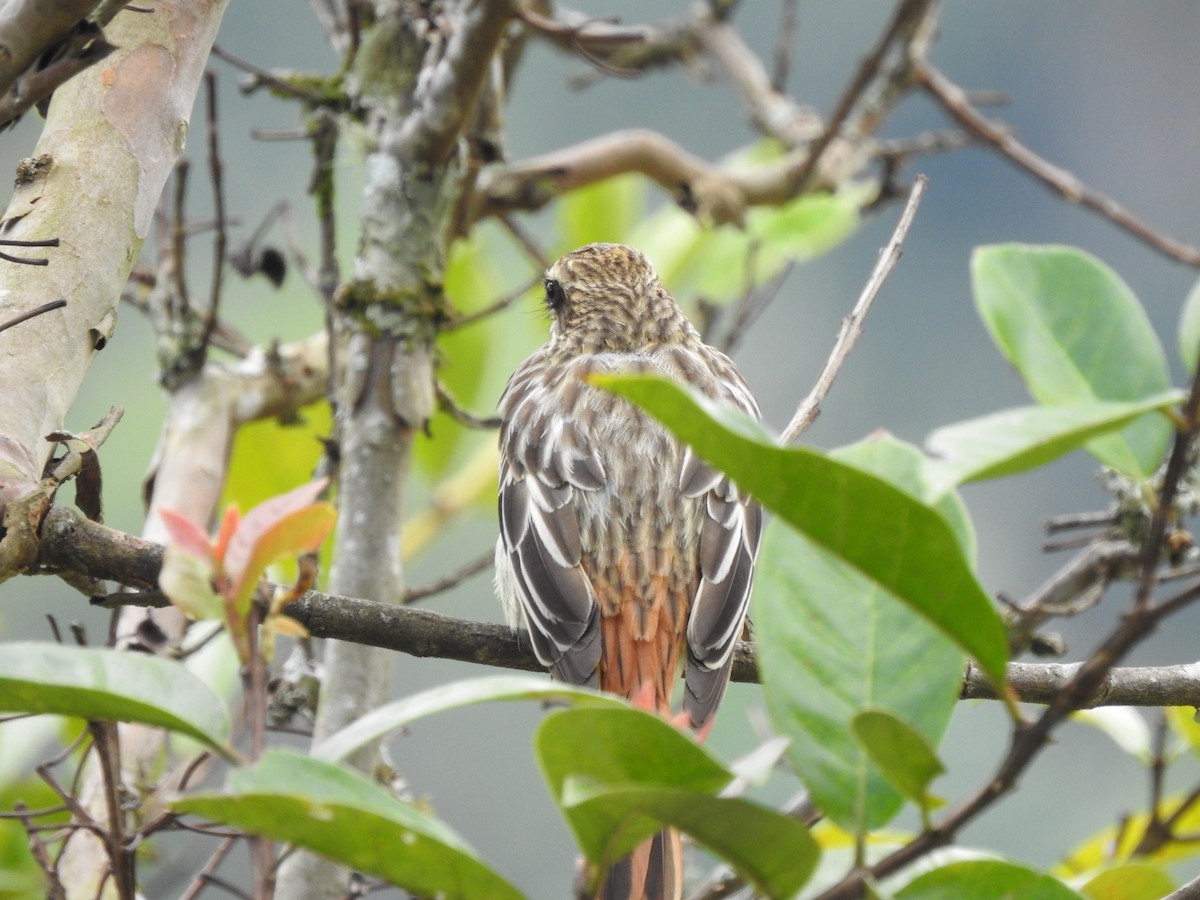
<box><xmin>0</xmin><ymin>0</ymin><xmax>104</xmax><ymax>98</ymax></box>
<box><xmin>472</xmin><ymin>128</ymin><xmax>816</xmax><ymax>227</ymax></box>
<box><xmin>31</xmin><ymin>512</ymin><xmax>1200</xmax><ymax>709</ymax></box>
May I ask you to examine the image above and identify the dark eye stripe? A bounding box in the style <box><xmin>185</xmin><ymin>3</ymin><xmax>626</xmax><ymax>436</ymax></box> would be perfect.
<box><xmin>544</xmin><ymin>278</ymin><xmax>566</xmax><ymax>311</ymax></box>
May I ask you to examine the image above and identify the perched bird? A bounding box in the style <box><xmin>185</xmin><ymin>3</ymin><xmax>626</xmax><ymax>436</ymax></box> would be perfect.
<box><xmin>495</xmin><ymin>243</ymin><xmax>762</xmax><ymax>900</ymax></box>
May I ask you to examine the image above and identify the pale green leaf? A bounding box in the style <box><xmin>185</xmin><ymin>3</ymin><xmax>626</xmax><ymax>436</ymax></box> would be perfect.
<box><xmin>971</xmin><ymin>244</ymin><xmax>1171</xmax><ymax>478</ymax></box>
<box><xmin>0</xmin><ymin>643</ymin><xmax>230</xmax><ymax>750</ymax></box>
<box><xmin>315</xmin><ymin>674</ymin><xmax>625</xmax><ymax>763</ymax></box>
<box><xmin>173</xmin><ymin>750</ymin><xmax>521</xmax><ymax>900</ymax></box>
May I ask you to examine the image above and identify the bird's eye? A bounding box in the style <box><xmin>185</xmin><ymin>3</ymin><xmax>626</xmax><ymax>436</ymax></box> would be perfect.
<box><xmin>544</xmin><ymin>278</ymin><xmax>566</xmax><ymax>311</ymax></box>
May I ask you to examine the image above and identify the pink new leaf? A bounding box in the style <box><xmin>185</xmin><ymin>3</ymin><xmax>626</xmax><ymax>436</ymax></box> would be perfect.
<box><xmin>158</xmin><ymin>508</ymin><xmax>215</xmax><ymax>561</ymax></box>
<box><xmin>223</xmin><ymin>478</ymin><xmax>329</xmax><ymax>587</ymax></box>
<box><xmin>228</xmin><ymin>501</ymin><xmax>337</xmax><ymax>616</ymax></box>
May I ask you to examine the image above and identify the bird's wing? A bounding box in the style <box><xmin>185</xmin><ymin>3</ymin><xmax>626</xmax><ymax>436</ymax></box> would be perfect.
<box><xmin>678</xmin><ymin>358</ymin><xmax>763</xmax><ymax>729</ymax></box>
<box><xmin>498</xmin><ymin>367</ymin><xmax>606</xmax><ymax>687</ymax></box>
<box><xmin>679</xmin><ymin>454</ymin><xmax>762</xmax><ymax>729</ymax></box>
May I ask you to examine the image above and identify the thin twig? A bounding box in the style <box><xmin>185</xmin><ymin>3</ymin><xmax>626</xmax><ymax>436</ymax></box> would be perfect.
<box><xmin>497</xmin><ymin>213</ymin><xmax>550</xmax><ymax>270</ymax></box>
<box><xmin>179</xmin><ymin>835</ymin><xmax>240</xmax><ymax>900</ymax></box>
<box><xmin>781</xmin><ymin>174</ymin><xmax>926</xmax><ymax>443</ymax></box>
<box><xmin>0</xmin><ymin>235</ymin><xmax>60</xmax><ymax>265</ymax></box>
<box><xmin>201</xmin><ymin>72</ymin><xmax>227</xmax><ymax>353</ymax></box>
<box><xmin>210</xmin><ymin>44</ymin><xmax>346</xmax><ymax>107</ymax></box>
<box><xmin>434</xmin><ymin>380</ymin><xmax>501</xmax><ymax>430</ymax></box>
<box><xmin>917</xmin><ymin>60</ymin><xmax>1200</xmax><ymax>268</ymax></box>
<box><xmin>89</xmin><ymin>722</ymin><xmax>136</xmax><ymax>900</ymax></box>
<box><xmin>403</xmin><ymin>550</ymin><xmax>494</xmax><ymax>603</ymax></box>
<box><xmin>13</xmin><ymin>802</ymin><xmax>66</xmax><ymax>900</ymax></box>
<box><xmin>444</xmin><ymin>275</ymin><xmax>540</xmax><ymax>331</ymax></box>
<box><xmin>0</xmin><ymin>299</ymin><xmax>67</xmax><ymax>336</ymax></box>
<box><xmin>770</xmin><ymin>0</ymin><xmax>799</xmax><ymax>93</ymax></box>
<box><xmin>790</xmin><ymin>0</ymin><xmax>936</xmax><ymax>191</ymax></box>
<box><xmin>171</xmin><ymin>160</ymin><xmax>190</xmax><ymax>311</ymax></box>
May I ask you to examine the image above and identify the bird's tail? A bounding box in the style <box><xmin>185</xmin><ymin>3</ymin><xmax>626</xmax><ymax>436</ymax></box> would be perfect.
<box><xmin>595</xmin><ymin>828</ymin><xmax>682</xmax><ymax>900</ymax></box>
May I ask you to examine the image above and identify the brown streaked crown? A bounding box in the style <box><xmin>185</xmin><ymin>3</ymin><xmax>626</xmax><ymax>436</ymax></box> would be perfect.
<box><xmin>543</xmin><ymin>243</ymin><xmax>699</xmax><ymax>354</ymax></box>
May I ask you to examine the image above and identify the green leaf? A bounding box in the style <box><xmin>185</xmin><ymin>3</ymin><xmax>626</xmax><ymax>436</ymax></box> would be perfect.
<box><xmin>173</xmin><ymin>750</ymin><xmax>522</xmax><ymax>900</ymax></box>
<box><xmin>632</xmin><ymin>185</ymin><xmax>862</xmax><ymax>303</ymax></box>
<box><xmin>925</xmin><ymin>393</ymin><xmax>1183</xmax><ymax>494</ymax></box>
<box><xmin>315</xmin><ymin>674</ymin><xmax>626</xmax><ymax>763</ymax></box>
<box><xmin>1078</xmin><ymin>863</ymin><xmax>1175</xmax><ymax>900</ymax></box>
<box><xmin>1179</xmin><ymin>275</ymin><xmax>1200</xmax><ymax>373</ymax></box>
<box><xmin>0</xmin><ymin>643</ymin><xmax>230</xmax><ymax>750</ymax></box>
<box><xmin>561</xmin><ymin>781</ymin><xmax>819</xmax><ymax>899</ymax></box>
<box><xmin>851</xmin><ymin>709</ymin><xmax>945</xmax><ymax>810</ymax></box>
<box><xmin>897</xmin><ymin>859</ymin><xmax>1084</xmax><ymax>900</ymax></box>
<box><xmin>537</xmin><ymin>708</ymin><xmax>732</xmax><ymax>803</ymax></box>
<box><xmin>537</xmin><ymin>707</ymin><xmax>730</xmax><ymax>860</ymax></box>
<box><xmin>537</xmin><ymin>708</ymin><xmax>817</xmax><ymax>899</ymax></box>
<box><xmin>971</xmin><ymin>244</ymin><xmax>1172</xmax><ymax>478</ymax></box>
<box><xmin>591</xmin><ymin>374</ymin><xmax>1007</xmax><ymax>687</ymax></box>
<box><xmin>754</xmin><ymin>435</ymin><xmax>965</xmax><ymax>833</ymax></box>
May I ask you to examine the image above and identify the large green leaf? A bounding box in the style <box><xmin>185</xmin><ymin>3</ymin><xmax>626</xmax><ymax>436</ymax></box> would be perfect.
<box><xmin>173</xmin><ymin>750</ymin><xmax>521</xmax><ymax>900</ymax></box>
<box><xmin>896</xmin><ymin>859</ymin><xmax>1084</xmax><ymax>899</ymax></box>
<box><xmin>315</xmin><ymin>674</ymin><xmax>625</xmax><ymax>763</ymax></box>
<box><xmin>925</xmin><ymin>393</ymin><xmax>1182</xmax><ymax>495</ymax></box>
<box><xmin>971</xmin><ymin>244</ymin><xmax>1172</xmax><ymax>478</ymax></box>
<box><xmin>754</xmin><ymin>435</ymin><xmax>966</xmax><ymax>833</ymax></box>
<box><xmin>0</xmin><ymin>643</ymin><xmax>230</xmax><ymax>751</ymax></box>
<box><xmin>537</xmin><ymin>707</ymin><xmax>817</xmax><ymax>898</ymax></box>
<box><xmin>591</xmin><ymin>374</ymin><xmax>1007</xmax><ymax>687</ymax></box>
<box><xmin>561</xmin><ymin>781</ymin><xmax>818</xmax><ymax>900</ymax></box>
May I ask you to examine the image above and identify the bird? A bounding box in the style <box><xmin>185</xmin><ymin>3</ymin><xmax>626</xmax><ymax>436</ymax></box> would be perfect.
<box><xmin>494</xmin><ymin>243</ymin><xmax>763</xmax><ymax>900</ymax></box>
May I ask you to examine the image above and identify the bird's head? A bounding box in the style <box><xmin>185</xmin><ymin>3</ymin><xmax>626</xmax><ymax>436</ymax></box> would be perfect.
<box><xmin>543</xmin><ymin>243</ymin><xmax>696</xmax><ymax>354</ymax></box>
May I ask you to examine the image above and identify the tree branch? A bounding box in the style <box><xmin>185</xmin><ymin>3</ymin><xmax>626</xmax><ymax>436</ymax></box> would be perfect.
<box><xmin>472</xmin><ymin>128</ymin><xmax>813</xmax><ymax>227</ymax></box>
<box><xmin>0</xmin><ymin>0</ymin><xmax>105</xmax><ymax>99</ymax></box>
<box><xmin>916</xmin><ymin>60</ymin><xmax>1200</xmax><ymax>268</ymax></box>
<box><xmin>781</xmin><ymin>174</ymin><xmax>926</xmax><ymax>443</ymax></box>
<box><xmin>32</xmin><ymin>510</ymin><xmax>1200</xmax><ymax>708</ymax></box>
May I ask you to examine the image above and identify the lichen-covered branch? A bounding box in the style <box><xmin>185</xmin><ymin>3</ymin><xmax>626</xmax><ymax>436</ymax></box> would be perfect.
<box><xmin>0</xmin><ymin>0</ymin><xmax>232</xmax><ymax>585</ymax></box>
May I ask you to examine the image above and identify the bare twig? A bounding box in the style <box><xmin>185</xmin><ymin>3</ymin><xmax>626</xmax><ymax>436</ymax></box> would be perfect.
<box><xmin>917</xmin><ymin>60</ymin><xmax>1200</xmax><ymax>268</ymax></box>
<box><xmin>698</xmin><ymin>21</ymin><xmax>818</xmax><ymax>148</ymax></box>
<box><xmin>444</xmin><ymin>274</ymin><xmax>540</xmax><ymax>331</ymax></box>
<box><xmin>87</xmin><ymin>722</ymin><xmax>135</xmax><ymax>900</ymax></box>
<box><xmin>434</xmin><ymin>381</ymin><xmax>501</xmax><ymax>430</ymax></box>
<box><xmin>781</xmin><ymin>174</ymin><xmax>927</xmax><ymax>443</ymax></box>
<box><xmin>0</xmin><ymin>299</ymin><xmax>67</xmax><ymax>335</ymax></box>
<box><xmin>402</xmin><ymin>550</ymin><xmax>494</xmax><ymax>603</ymax></box>
<box><xmin>0</xmin><ymin>236</ymin><xmax>61</xmax><ymax>266</ymax></box>
<box><xmin>179</xmin><ymin>835</ymin><xmax>240</xmax><ymax>900</ymax></box>
<box><xmin>789</xmin><ymin>0</ymin><xmax>938</xmax><ymax>191</ymax></box>
<box><xmin>201</xmin><ymin>72</ymin><xmax>228</xmax><ymax>353</ymax></box>
<box><xmin>770</xmin><ymin>0</ymin><xmax>799</xmax><ymax>94</ymax></box>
